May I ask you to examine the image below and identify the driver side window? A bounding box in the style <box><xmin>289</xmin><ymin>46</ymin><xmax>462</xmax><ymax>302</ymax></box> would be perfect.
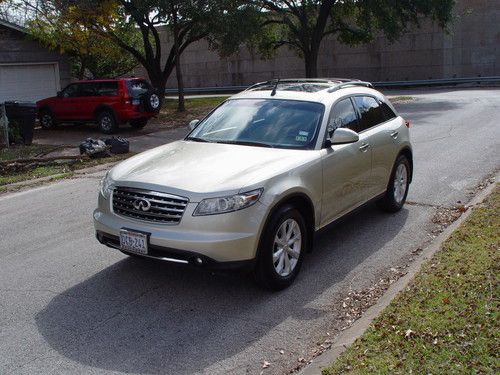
<box><xmin>62</xmin><ymin>84</ymin><xmax>80</xmax><ymax>98</ymax></box>
<box><xmin>327</xmin><ymin>98</ymin><xmax>359</xmax><ymax>135</ymax></box>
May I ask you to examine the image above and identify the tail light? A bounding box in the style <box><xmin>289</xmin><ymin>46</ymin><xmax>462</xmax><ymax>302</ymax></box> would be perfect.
<box><xmin>405</xmin><ymin>119</ymin><xmax>410</xmax><ymax>128</ymax></box>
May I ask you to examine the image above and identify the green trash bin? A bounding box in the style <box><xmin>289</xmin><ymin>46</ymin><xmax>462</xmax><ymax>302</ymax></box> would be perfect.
<box><xmin>4</xmin><ymin>101</ymin><xmax>37</xmax><ymax>145</ymax></box>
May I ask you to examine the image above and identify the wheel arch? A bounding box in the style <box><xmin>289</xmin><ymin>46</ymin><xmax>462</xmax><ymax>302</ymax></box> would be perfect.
<box><xmin>94</xmin><ymin>105</ymin><xmax>118</xmax><ymax>123</ymax></box>
<box><xmin>256</xmin><ymin>192</ymin><xmax>316</xmax><ymax>259</ymax></box>
<box><xmin>397</xmin><ymin>146</ymin><xmax>413</xmax><ymax>183</ymax></box>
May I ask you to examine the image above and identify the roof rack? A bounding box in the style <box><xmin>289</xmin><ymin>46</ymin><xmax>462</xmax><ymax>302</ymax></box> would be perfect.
<box><xmin>327</xmin><ymin>81</ymin><xmax>374</xmax><ymax>92</ymax></box>
<box><xmin>245</xmin><ymin>78</ymin><xmax>357</xmax><ymax>92</ymax></box>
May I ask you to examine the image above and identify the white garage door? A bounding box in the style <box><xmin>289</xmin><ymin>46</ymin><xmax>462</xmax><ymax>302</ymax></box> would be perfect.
<box><xmin>0</xmin><ymin>63</ymin><xmax>59</xmax><ymax>103</ymax></box>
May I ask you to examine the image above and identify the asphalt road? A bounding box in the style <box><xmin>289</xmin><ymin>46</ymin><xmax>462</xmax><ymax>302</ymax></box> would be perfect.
<box><xmin>1</xmin><ymin>88</ymin><xmax>499</xmax><ymax>375</ymax></box>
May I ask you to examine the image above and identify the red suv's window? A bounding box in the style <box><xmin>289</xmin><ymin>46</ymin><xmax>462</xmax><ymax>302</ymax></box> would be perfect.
<box><xmin>97</xmin><ymin>82</ymin><xmax>118</xmax><ymax>96</ymax></box>
<box><xmin>126</xmin><ymin>80</ymin><xmax>152</xmax><ymax>97</ymax></box>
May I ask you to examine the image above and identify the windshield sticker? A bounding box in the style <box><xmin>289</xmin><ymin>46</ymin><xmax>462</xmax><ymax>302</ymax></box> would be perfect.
<box><xmin>299</xmin><ymin>131</ymin><xmax>309</xmax><ymax>136</ymax></box>
<box><xmin>295</xmin><ymin>135</ymin><xmax>308</xmax><ymax>142</ymax></box>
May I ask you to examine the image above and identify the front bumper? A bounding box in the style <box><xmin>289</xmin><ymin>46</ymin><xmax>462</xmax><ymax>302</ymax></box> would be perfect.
<box><xmin>93</xmin><ymin>192</ymin><xmax>267</xmax><ymax>264</ymax></box>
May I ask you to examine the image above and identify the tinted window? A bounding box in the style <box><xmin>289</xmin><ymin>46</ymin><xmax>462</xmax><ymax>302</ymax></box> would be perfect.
<box><xmin>353</xmin><ymin>96</ymin><xmax>385</xmax><ymax>131</ymax></box>
<box><xmin>188</xmin><ymin>99</ymin><xmax>324</xmax><ymax>150</ymax></box>
<box><xmin>62</xmin><ymin>84</ymin><xmax>80</xmax><ymax>98</ymax></box>
<box><xmin>328</xmin><ymin>98</ymin><xmax>359</xmax><ymax>133</ymax></box>
<box><xmin>380</xmin><ymin>101</ymin><xmax>397</xmax><ymax>121</ymax></box>
<box><xmin>126</xmin><ymin>80</ymin><xmax>152</xmax><ymax>97</ymax></box>
<box><xmin>97</xmin><ymin>82</ymin><xmax>118</xmax><ymax>96</ymax></box>
<box><xmin>79</xmin><ymin>83</ymin><xmax>98</xmax><ymax>97</ymax></box>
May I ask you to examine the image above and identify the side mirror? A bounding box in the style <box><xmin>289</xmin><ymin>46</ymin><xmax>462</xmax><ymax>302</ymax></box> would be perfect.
<box><xmin>56</xmin><ymin>91</ymin><xmax>62</xmax><ymax>98</ymax></box>
<box><xmin>329</xmin><ymin>128</ymin><xmax>359</xmax><ymax>146</ymax></box>
<box><xmin>188</xmin><ymin>119</ymin><xmax>200</xmax><ymax>131</ymax></box>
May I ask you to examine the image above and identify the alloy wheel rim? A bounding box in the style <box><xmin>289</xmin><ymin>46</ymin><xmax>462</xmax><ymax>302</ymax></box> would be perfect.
<box><xmin>101</xmin><ymin>116</ymin><xmax>112</xmax><ymax>131</ymax></box>
<box><xmin>150</xmin><ymin>94</ymin><xmax>160</xmax><ymax>109</ymax></box>
<box><xmin>42</xmin><ymin>114</ymin><xmax>52</xmax><ymax>127</ymax></box>
<box><xmin>393</xmin><ymin>163</ymin><xmax>408</xmax><ymax>204</ymax></box>
<box><xmin>273</xmin><ymin>218</ymin><xmax>302</xmax><ymax>277</ymax></box>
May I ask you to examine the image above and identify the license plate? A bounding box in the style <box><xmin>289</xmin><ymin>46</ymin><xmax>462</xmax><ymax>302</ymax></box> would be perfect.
<box><xmin>120</xmin><ymin>229</ymin><xmax>148</xmax><ymax>255</ymax></box>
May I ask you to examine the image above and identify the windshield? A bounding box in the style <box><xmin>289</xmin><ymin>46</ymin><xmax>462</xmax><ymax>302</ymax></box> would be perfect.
<box><xmin>186</xmin><ymin>99</ymin><xmax>324</xmax><ymax>149</ymax></box>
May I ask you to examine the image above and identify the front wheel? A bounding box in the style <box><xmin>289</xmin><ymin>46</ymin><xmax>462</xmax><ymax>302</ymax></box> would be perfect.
<box><xmin>377</xmin><ymin>155</ymin><xmax>411</xmax><ymax>212</ymax></box>
<box><xmin>254</xmin><ymin>205</ymin><xmax>307</xmax><ymax>290</ymax></box>
<box><xmin>39</xmin><ymin>109</ymin><xmax>56</xmax><ymax>129</ymax></box>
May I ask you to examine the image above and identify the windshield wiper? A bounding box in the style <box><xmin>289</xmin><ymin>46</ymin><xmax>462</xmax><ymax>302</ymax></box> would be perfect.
<box><xmin>185</xmin><ymin>137</ymin><xmax>211</xmax><ymax>143</ymax></box>
<box><xmin>216</xmin><ymin>140</ymin><xmax>274</xmax><ymax>148</ymax></box>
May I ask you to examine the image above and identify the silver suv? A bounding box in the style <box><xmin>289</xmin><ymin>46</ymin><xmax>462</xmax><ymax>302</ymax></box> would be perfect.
<box><xmin>94</xmin><ymin>79</ymin><xmax>413</xmax><ymax>290</ymax></box>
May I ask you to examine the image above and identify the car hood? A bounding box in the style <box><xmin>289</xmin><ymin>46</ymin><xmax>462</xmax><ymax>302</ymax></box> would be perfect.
<box><xmin>110</xmin><ymin>140</ymin><xmax>319</xmax><ymax>201</ymax></box>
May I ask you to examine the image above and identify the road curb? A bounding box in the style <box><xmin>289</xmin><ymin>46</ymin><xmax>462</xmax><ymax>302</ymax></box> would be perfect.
<box><xmin>298</xmin><ymin>178</ymin><xmax>498</xmax><ymax>375</ymax></box>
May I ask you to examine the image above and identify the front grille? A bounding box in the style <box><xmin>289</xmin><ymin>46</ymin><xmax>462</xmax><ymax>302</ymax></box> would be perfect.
<box><xmin>112</xmin><ymin>187</ymin><xmax>189</xmax><ymax>224</ymax></box>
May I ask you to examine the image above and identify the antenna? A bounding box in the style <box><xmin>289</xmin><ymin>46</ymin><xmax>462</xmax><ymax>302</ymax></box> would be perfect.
<box><xmin>270</xmin><ymin>78</ymin><xmax>280</xmax><ymax>96</ymax></box>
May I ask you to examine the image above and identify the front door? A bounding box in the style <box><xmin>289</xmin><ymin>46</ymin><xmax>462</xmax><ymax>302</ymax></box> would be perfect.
<box><xmin>321</xmin><ymin>97</ymin><xmax>372</xmax><ymax>226</ymax></box>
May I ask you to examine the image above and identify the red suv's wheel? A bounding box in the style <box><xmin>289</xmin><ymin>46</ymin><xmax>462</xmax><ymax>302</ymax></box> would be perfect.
<box><xmin>97</xmin><ymin>111</ymin><xmax>117</xmax><ymax>134</ymax></box>
<box><xmin>39</xmin><ymin>109</ymin><xmax>56</xmax><ymax>129</ymax></box>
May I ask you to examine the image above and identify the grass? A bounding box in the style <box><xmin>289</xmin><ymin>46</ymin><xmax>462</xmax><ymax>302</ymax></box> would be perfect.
<box><xmin>0</xmin><ymin>152</ymin><xmax>131</xmax><ymax>187</ymax></box>
<box><xmin>0</xmin><ymin>144</ymin><xmax>60</xmax><ymax>161</ymax></box>
<box><xmin>162</xmin><ymin>96</ymin><xmax>229</xmax><ymax>110</ymax></box>
<box><xmin>156</xmin><ymin>96</ymin><xmax>228</xmax><ymax>128</ymax></box>
<box><xmin>323</xmin><ymin>186</ymin><xmax>499</xmax><ymax>374</ymax></box>
<box><xmin>389</xmin><ymin>95</ymin><xmax>414</xmax><ymax>103</ymax></box>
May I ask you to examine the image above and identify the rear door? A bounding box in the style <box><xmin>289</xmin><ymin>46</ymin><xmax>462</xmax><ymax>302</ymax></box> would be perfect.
<box><xmin>321</xmin><ymin>97</ymin><xmax>373</xmax><ymax>226</ymax></box>
<box><xmin>352</xmin><ymin>96</ymin><xmax>402</xmax><ymax>198</ymax></box>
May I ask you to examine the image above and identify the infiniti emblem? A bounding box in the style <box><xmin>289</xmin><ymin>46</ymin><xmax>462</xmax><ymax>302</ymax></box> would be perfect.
<box><xmin>133</xmin><ymin>198</ymin><xmax>151</xmax><ymax>212</ymax></box>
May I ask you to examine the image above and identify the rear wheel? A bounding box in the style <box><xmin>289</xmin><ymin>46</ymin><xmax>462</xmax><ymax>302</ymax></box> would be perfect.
<box><xmin>97</xmin><ymin>111</ymin><xmax>117</xmax><ymax>134</ymax></box>
<box><xmin>254</xmin><ymin>204</ymin><xmax>306</xmax><ymax>290</ymax></box>
<box><xmin>377</xmin><ymin>155</ymin><xmax>411</xmax><ymax>212</ymax></box>
<box><xmin>130</xmin><ymin>118</ymin><xmax>148</xmax><ymax>129</ymax></box>
<box><xmin>39</xmin><ymin>109</ymin><xmax>56</xmax><ymax>129</ymax></box>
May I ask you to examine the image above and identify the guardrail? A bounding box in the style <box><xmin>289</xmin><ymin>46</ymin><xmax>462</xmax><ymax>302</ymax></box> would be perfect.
<box><xmin>165</xmin><ymin>76</ymin><xmax>500</xmax><ymax>95</ymax></box>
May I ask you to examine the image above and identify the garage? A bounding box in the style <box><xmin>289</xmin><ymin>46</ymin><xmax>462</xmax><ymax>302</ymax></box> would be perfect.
<box><xmin>0</xmin><ymin>63</ymin><xmax>60</xmax><ymax>102</ymax></box>
<box><xmin>0</xmin><ymin>19</ymin><xmax>70</xmax><ymax>103</ymax></box>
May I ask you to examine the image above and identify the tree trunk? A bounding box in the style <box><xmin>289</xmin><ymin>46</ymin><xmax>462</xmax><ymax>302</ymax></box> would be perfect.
<box><xmin>304</xmin><ymin>48</ymin><xmax>319</xmax><ymax>78</ymax></box>
<box><xmin>171</xmin><ymin>3</ymin><xmax>185</xmax><ymax>113</ymax></box>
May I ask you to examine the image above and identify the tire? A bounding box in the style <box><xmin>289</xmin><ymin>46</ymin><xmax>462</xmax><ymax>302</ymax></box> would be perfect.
<box><xmin>254</xmin><ymin>204</ymin><xmax>307</xmax><ymax>290</ymax></box>
<box><xmin>377</xmin><ymin>155</ymin><xmax>411</xmax><ymax>213</ymax></box>
<box><xmin>39</xmin><ymin>109</ymin><xmax>56</xmax><ymax>129</ymax></box>
<box><xmin>144</xmin><ymin>92</ymin><xmax>162</xmax><ymax>112</ymax></box>
<box><xmin>130</xmin><ymin>118</ymin><xmax>148</xmax><ymax>129</ymax></box>
<box><xmin>97</xmin><ymin>111</ymin><xmax>117</xmax><ymax>134</ymax></box>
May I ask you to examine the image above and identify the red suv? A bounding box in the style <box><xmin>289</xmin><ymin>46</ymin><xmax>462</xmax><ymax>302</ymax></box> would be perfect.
<box><xmin>36</xmin><ymin>78</ymin><xmax>161</xmax><ymax>134</ymax></box>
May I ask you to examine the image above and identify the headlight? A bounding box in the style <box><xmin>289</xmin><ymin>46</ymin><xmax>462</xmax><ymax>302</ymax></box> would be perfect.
<box><xmin>99</xmin><ymin>172</ymin><xmax>114</xmax><ymax>199</ymax></box>
<box><xmin>193</xmin><ymin>189</ymin><xmax>263</xmax><ymax>216</ymax></box>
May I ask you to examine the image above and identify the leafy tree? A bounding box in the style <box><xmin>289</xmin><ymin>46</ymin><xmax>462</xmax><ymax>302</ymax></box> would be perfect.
<box><xmin>75</xmin><ymin>0</ymin><xmax>257</xmax><ymax>111</ymax></box>
<box><xmin>255</xmin><ymin>0</ymin><xmax>456</xmax><ymax>77</ymax></box>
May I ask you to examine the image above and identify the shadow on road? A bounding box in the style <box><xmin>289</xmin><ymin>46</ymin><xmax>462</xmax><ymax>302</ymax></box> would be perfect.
<box><xmin>35</xmin><ymin>204</ymin><xmax>408</xmax><ymax>374</ymax></box>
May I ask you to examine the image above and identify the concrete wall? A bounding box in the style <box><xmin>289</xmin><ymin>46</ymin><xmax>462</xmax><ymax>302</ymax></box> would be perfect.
<box><xmin>0</xmin><ymin>24</ymin><xmax>71</xmax><ymax>87</ymax></box>
<box><xmin>144</xmin><ymin>0</ymin><xmax>498</xmax><ymax>89</ymax></box>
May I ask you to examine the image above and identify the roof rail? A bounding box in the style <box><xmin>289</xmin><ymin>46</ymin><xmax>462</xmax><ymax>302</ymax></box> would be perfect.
<box><xmin>327</xmin><ymin>81</ymin><xmax>374</xmax><ymax>92</ymax></box>
<box><xmin>245</xmin><ymin>78</ymin><xmax>358</xmax><ymax>92</ymax></box>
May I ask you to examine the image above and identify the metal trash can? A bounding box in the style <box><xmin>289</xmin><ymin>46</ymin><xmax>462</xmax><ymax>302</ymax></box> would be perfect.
<box><xmin>4</xmin><ymin>101</ymin><xmax>37</xmax><ymax>145</ymax></box>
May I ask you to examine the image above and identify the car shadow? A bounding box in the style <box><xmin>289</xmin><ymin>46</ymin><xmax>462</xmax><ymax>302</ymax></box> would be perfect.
<box><xmin>35</xmin><ymin>204</ymin><xmax>409</xmax><ymax>374</ymax></box>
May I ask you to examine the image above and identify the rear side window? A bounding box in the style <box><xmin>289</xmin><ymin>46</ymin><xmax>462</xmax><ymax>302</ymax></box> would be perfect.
<box><xmin>380</xmin><ymin>101</ymin><xmax>397</xmax><ymax>121</ymax></box>
<box><xmin>353</xmin><ymin>96</ymin><xmax>385</xmax><ymax>132</ymax></box>
<box><xmin>97</xmin><ymin>82</ymin><xmax>118</xmax><ymax>96</ymax></box>
<box><xmin>328</xmin><ymin>98</ymin><xmax>359</xmax><ymax>133</ymax></box>
<box><xmin>126</xmin><ymin>80</ymin><xmax>152</xmax><ymax>97</ymax></box>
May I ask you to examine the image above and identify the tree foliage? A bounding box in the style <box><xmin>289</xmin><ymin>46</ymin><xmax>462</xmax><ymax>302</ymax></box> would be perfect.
<box><xmin>254</xmin><ymin>0</ymin><xmax>456</xmax><ymax>77</ymax></box>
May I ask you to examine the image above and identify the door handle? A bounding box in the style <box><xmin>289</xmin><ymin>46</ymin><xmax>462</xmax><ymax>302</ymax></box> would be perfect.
<box><xmin>390</xmin><ymin>131</ymin><xmax>399</xmax><ymax>139</ymax></box>
<box><xmin>359</xmin><ymin>143</ymin><xmax>370</xmax><ymax>152</ymax></box>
